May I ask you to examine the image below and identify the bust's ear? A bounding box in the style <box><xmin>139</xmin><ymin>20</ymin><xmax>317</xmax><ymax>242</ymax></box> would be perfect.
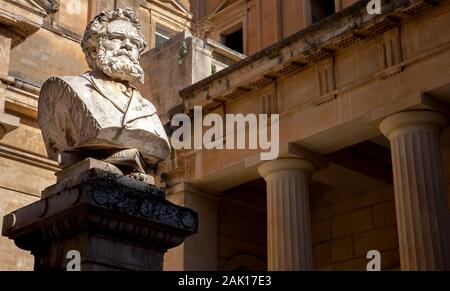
<box><xmin>85</xmin><ymin>48</ymin><xmax>97</xmax><ymax>69</ymax></box>
<box><xmin>89</xmin><ymin>46</ymin><xmax>97</xmax><ymax>59</ymax></box>
<box><xmin>87</xmin><ymin>46</ymin><xmax>99</xmax><ymax>66</ymax></box>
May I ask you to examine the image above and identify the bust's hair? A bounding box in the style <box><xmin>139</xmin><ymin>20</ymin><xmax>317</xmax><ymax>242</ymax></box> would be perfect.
<box><xmin>81</xmin><ymin>8</ymin><xmax>148</xmax><ymax>69</ymax></box>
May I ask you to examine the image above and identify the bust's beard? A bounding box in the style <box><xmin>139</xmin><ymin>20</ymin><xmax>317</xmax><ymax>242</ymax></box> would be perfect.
<box><xmin>95</xmin><ymin>46</ymin><xmax>145</xmax><ymax>84</ymax></box>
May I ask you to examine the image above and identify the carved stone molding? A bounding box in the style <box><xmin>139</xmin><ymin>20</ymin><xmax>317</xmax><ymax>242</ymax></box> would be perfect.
<box><xmin>0</xmin><ymin>0</ymin><xmax>60</xmax><ymax>47</ymax></box>
<box><xmin>0</xmin><ymin>84</ymin><xmax>20</xmax><ymax>140</ymax></box>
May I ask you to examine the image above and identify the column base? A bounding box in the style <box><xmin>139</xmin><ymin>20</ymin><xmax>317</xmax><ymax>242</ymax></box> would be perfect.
<box><xmin>2</xmin><ymin>168</ymin><xmax>198</xmax><ymax>271</ymax></box>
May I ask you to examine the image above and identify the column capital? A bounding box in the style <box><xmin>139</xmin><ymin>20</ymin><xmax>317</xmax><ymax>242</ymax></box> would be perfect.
<box><xmin>380</xmin><ymin>110</ymin><xmax>447</xmax><ymax>140</ymax></box>
<box><xmin>258</xmin><ymin>158</ymin><xmax>316</xmax><ymax>181</ymax></box>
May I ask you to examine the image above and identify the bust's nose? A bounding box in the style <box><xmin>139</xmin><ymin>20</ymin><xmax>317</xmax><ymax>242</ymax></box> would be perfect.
<box><xmin>122</xmin><ymin>38</ymin><xmax>133</xmax><ymax>50</ymax></box>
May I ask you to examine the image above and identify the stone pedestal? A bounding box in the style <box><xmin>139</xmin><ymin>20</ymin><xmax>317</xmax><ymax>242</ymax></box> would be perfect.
<box><xmin>380</xmin><ymin>110</ymin><xmax>450</xmax><ymax>271</ymax></box>
<box><xmin>2</xmin><ymin>168</ymin><xmax>198</xmax><ymax>271</ymax></box>
<box><xmin>258</xmin><ymin>158</ymin><xmax>316</xmax><ymax>271</ymax></box>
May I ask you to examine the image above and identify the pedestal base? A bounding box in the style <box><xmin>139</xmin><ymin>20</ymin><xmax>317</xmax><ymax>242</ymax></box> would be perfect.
<box><xmin>2</xmin><ymin>168</ymin><xmax>198</xmax><ymax>271</ymax></box>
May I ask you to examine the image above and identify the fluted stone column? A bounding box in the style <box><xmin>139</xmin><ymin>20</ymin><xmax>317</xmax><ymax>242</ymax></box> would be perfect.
<box><xmin>258</xmin><ymin>158</ymin><xmax>316</xmax><ymax>271</ymax></box>
<box><xmin>380</xmin><ymin>110</ymin><xmax>450</xmax><ymax>271</ymax></box>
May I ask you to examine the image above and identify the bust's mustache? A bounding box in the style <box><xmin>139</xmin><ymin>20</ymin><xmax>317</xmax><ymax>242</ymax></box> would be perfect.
<box><xmin>114</xmin><ymin>49</ymin><xmax>139</xmax><ymax>64</ymax></box>
<box><xmin>96</xmin><ymin>45</ymin><xmax>145</xmax><ymax>83</ymax></box>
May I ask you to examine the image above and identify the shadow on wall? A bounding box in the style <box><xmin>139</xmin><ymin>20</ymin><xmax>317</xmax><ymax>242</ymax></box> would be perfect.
<box><xmin>222</xmin><ymin>254</ymin><xmax>267</xmax><ymax>271</ymax></box>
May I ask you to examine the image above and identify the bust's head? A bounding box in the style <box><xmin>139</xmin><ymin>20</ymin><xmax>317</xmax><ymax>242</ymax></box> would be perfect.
<box><xmin>82</xmin><ymin>8</ymin><xmax>148</xmax><ymax>84</ymax></box>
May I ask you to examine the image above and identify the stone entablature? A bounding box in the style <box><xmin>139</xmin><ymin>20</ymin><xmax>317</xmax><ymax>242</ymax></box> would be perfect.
<box><xmin>180</xmin><ymin>0</ymin><xmax>443</xmax><ymax>113</ymax></box>
<box><xmin>162</xmin><ymin>0</ymin><xmax>450</xmax><ymax>193</ymax></box>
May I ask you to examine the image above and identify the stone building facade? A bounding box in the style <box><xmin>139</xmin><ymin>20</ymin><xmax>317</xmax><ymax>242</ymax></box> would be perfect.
<box><xmin>1</xmin><ymin>0</ymin><xmax>450</xmax><ymax>271</ymax></box>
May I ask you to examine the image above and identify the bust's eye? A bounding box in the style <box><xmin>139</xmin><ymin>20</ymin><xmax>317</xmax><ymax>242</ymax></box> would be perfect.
<box><xmin>111</xmin><ymin>34</ymin><xmax>124</xmax><ymax>41</ymax></box>
<box><xmin>130</xmin><ymin>38</ymin><xmax>140</xmax><ymax>46</ymax></box>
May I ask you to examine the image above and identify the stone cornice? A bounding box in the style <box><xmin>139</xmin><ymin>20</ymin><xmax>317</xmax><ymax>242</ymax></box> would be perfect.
<box><xmin>2</xmin><ymin>169</ymin><xmax>198</xmax><ymax>251</ymax></box>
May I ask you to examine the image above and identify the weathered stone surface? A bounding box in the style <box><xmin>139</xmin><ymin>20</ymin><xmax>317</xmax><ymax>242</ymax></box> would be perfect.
<box><xmin>43</xmin><ymin>158</ymin><xmax>157</xmax><ymax>198</ymax></box>
<box><xmin>38</xmin><ymin>8</ymin><xmax>170</xmax><ymax>170</ymax></box>
<box><xmin>39</xmin><ymin>72</ymin><xmax>170</xmax><ymax>164</ymax></box>
<box><xmin>2</xmin><ymin>168</ymin><xmax>198</xmax><ymax>271</ymax></box>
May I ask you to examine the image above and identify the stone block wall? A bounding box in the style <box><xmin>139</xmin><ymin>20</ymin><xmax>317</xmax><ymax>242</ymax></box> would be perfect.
<box><xmin>138</xmin><ymin>32</ymin><xmax>243</xmax><ymax>124</ymax></box>
<box><xmin>311</xmin><ymin>186</ymin><xmax>400</xmax><ymax>271</ymax></box>
<box><xmin>0</xmin><ymin>189</ymin><xmax>38</xmax><ymax>270</ymax></box>
<box><xmin>218</xmin><ymin>185</ymin><xmax>267</xmax><ymax>271</ymax></box>
<box><xmin>9</xmin><ymin>29</ymin><xmax>88</xmax><ymax>87</ymax></box>
<box><xmin>200</xmin><ymin>175</ymin><xmax>404</xmax><ymax>271</ymax></box>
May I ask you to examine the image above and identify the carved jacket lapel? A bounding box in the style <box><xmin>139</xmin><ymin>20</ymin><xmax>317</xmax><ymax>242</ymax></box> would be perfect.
<box><xmin>81</xmin><ymin>72</ymin><xmax>157</xmax><ymax>127</ymax></box>
<box><xmin>88</xmin><ymin>75</ymin><xmax>129</xmax><ymax>113</ymax></box>
<box><xmin>122</xmin><ymin>89</ymin><xmax>157</xmax><ymax>126</ymax></box>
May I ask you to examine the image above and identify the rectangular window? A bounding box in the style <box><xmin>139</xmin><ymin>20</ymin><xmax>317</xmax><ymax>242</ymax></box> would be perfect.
<box><xmin>221</xmin><ymin>25</ymin><xmax>244</xmax><ymax>54</ymax></box>
<box><xmin>311</xmin><ymin>0</ymin><xmax>336</xmax><ymax>24</ymax></box>
<box><xmin>155</xmin><ymin>24</ymin><xmax>177</xmax><ymax>47</ymax></box>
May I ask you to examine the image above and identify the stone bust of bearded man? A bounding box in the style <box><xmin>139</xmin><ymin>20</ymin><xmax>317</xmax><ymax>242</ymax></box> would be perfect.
<box><xmin>38</xmin><ymin>8</ymin><xmax>170</xmax><ymax>176</ymax></box>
